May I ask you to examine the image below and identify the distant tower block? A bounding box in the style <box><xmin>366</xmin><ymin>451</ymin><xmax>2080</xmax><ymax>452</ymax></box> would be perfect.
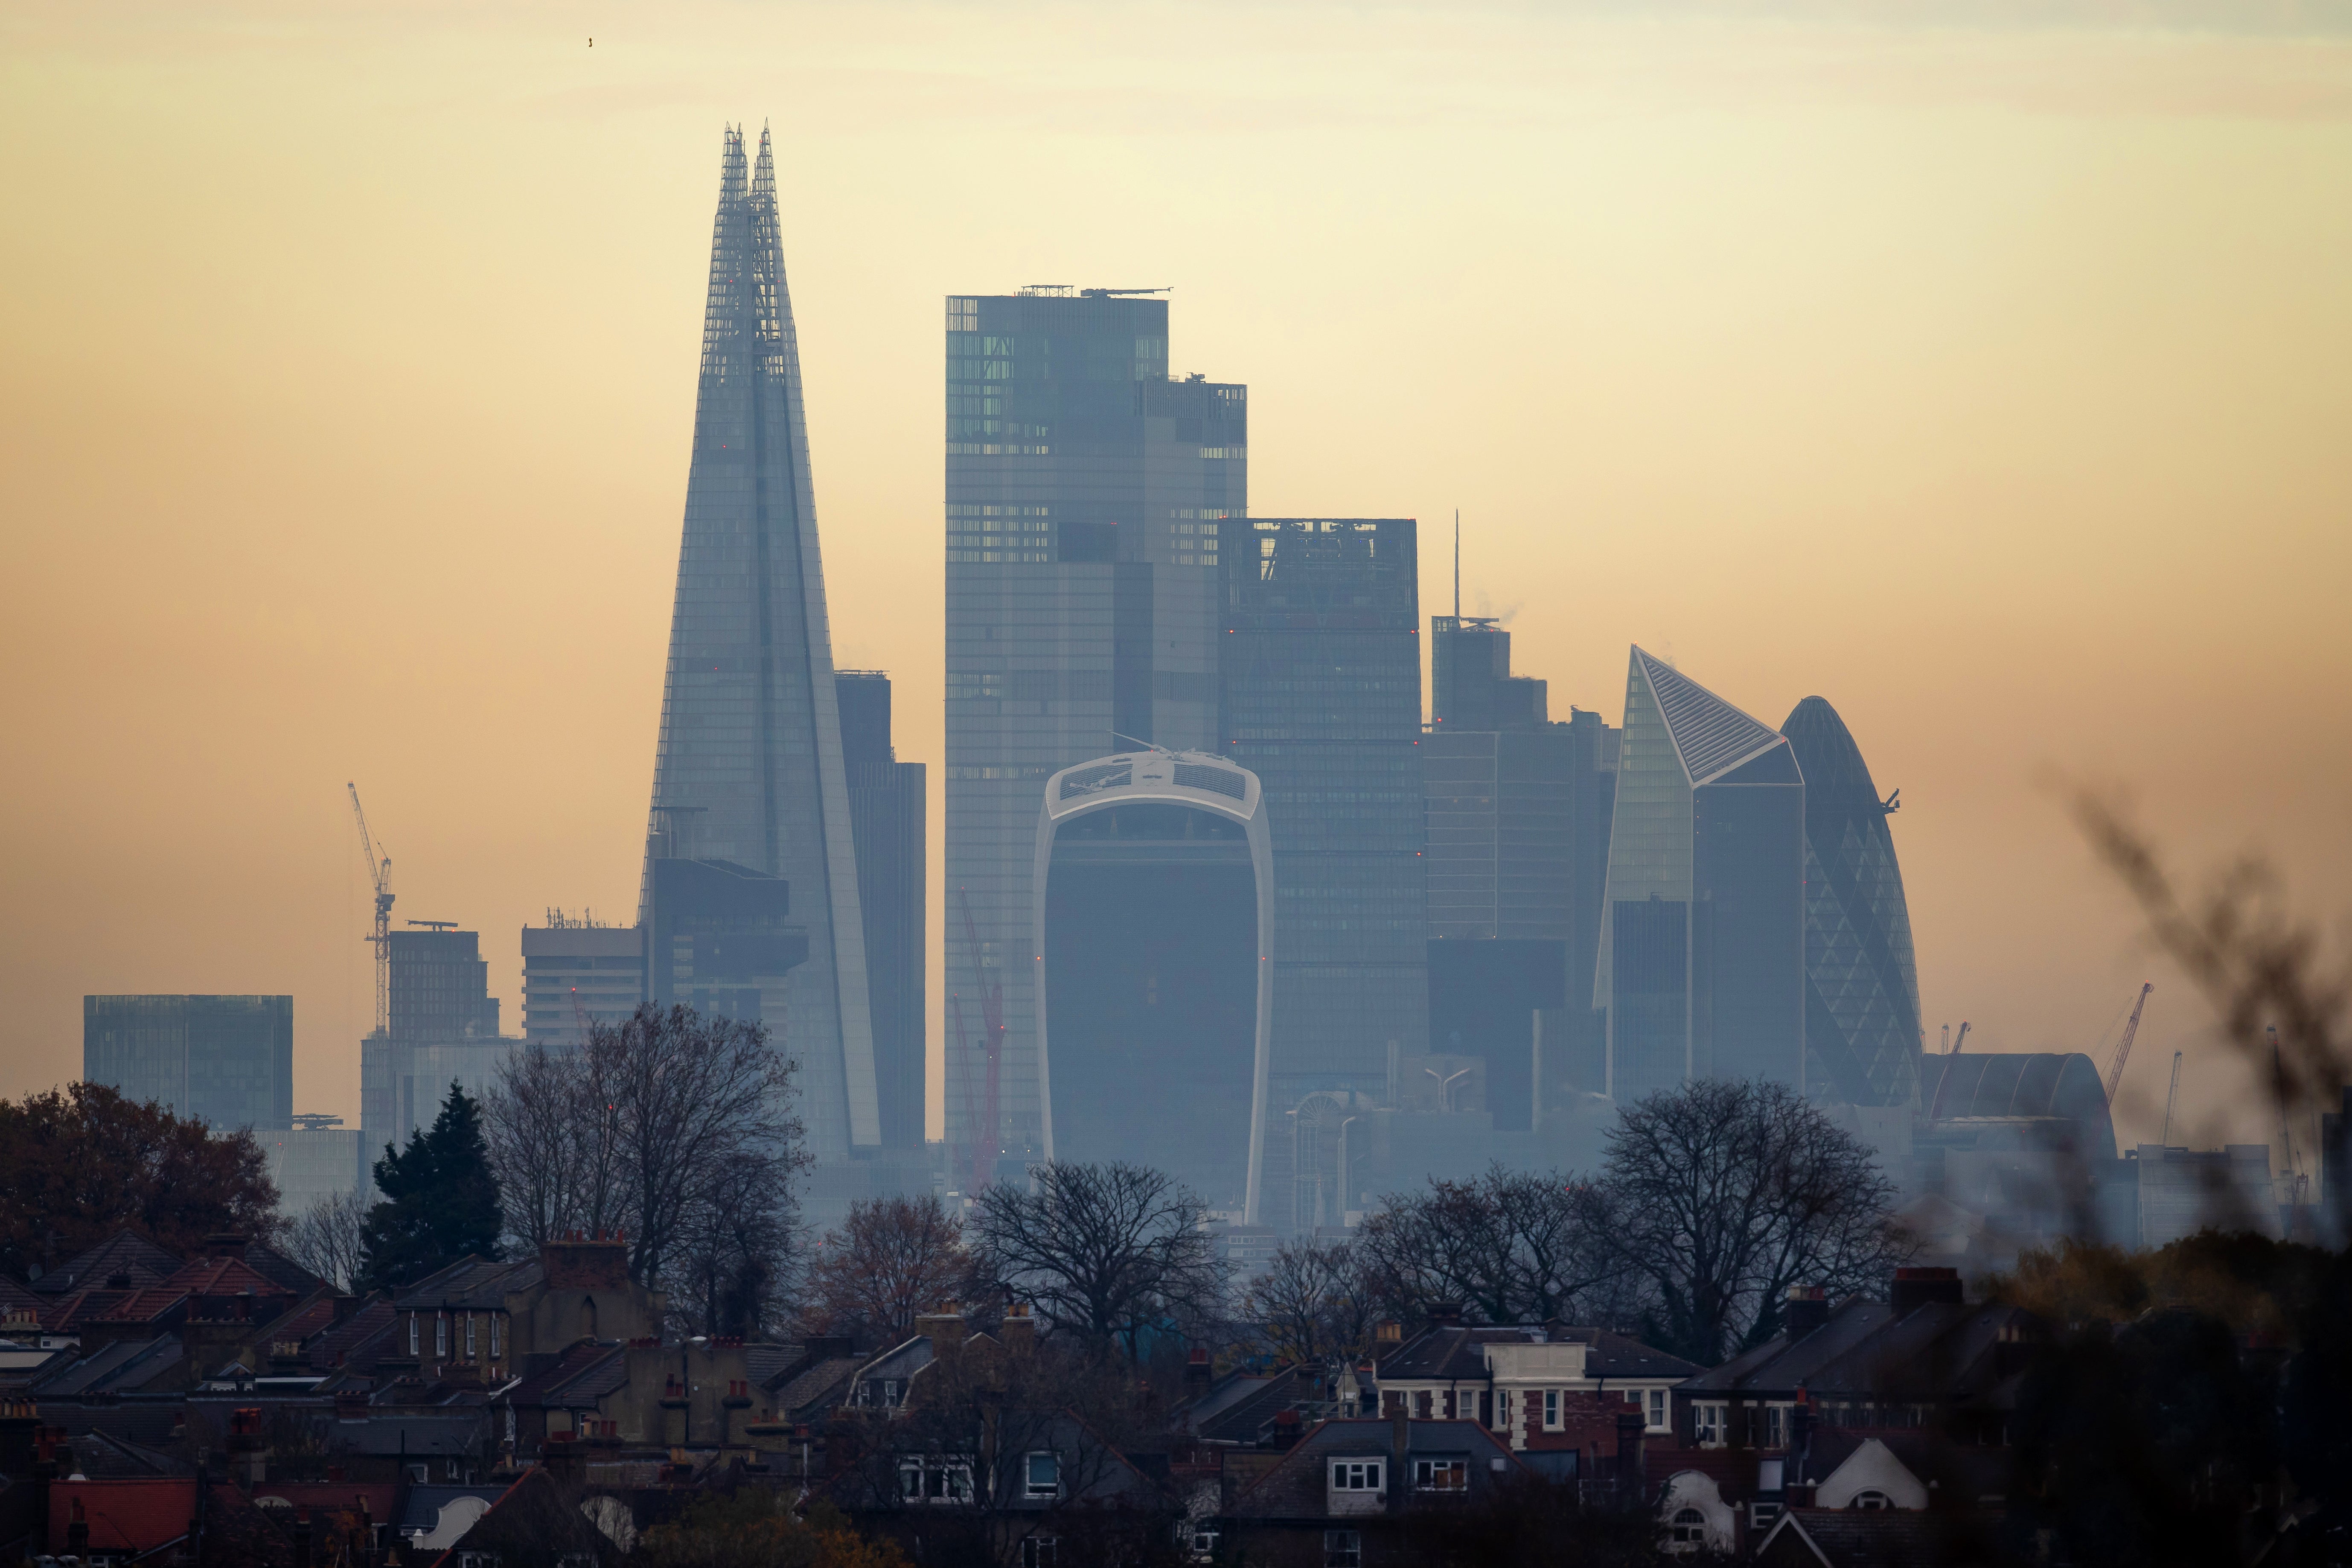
<box><xmin>1781</xmin><ymin>697</ymin><xmax>1923</xmax><ymax>1109</ymax></box>
<box><xmin>1594</xmin><ymin>648</ymin><xmax>1806</xmax><ymax>1100</ymax></box>
<box><xmin>641</xmin><ymin>125</ymin><xmax>877</xmax><ymax>1164</ymax></box>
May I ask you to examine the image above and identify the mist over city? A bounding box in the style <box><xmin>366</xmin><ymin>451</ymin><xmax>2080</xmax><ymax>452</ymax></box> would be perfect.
<box><xmin>3</xmin><ymin>5</ymin><xmax>2348</xmax><ymax>1566</ymax></box>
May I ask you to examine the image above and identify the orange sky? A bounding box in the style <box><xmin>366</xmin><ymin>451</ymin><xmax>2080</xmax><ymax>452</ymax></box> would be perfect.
<box><xmin>3</xmin><ymin>2</ymin><xmax>2347</xmax><ymax>1158</ymax></box>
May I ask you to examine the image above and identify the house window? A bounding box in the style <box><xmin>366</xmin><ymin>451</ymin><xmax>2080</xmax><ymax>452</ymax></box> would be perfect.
<box><xmin>1693</xmin><ymin>1404</ymin><xmax>1725</xmax><ymax>1446</ymax></box>
<box><xmin>1414</xmin><ymin>1391</ymin><xmax>1432</xmax><ymax>1417</ymax></box>
<box><xmin>899</xmin><ymin>1458</ymin><xmax>974</xmax><ymax>1503</ymax></box>
<box><xmin>490</xmin><ymin>1317</ymin><xmax>501</xmax><ymax>1359</ymax></box>
<box><xmin>1543</xmin><ymin>1390</ymin><xmax>1562</xmax><ymax>1430</ymax></box>
<box><xmin>1026</xmin><ymin>1451</ymin><xmax>1060</xmax><ymax>1498</ymax></box>
<box><xmin>1492</xmin><ymin>1392</ymin><xmax>1510</xmax><ymax>1432</ymax></box>
<box><xmin>1329</xmin><ymin>1460</ymin><xmax>1383</xmax><ymax>1491</ymax></box>
<box><xmin>1413</xmin><ymin>1458</ymin><xmax>1467</xmax><ymax>1492</ymax></box>
<box><xmin>466</xmin><ymin>1315</ymin><xmax>477</xmax><ymax>1358</ymax></box>
<box><xmin>1647</xmin><ymin>1389</ymin><xmax>1668</xmax><ymax>1431</ymax></box>
<box><xmin>1188</xmin><ymin>1527</ymin><xmax>1220</xmax><ymax>1562</ymax></box>
<box><xmin>1324</xmin><ymin>1529</ymin><xmax>1362</xmax><ymax>1568</ymax></box>
<box><xmin>1851</xmin><ymin>1489</ymin><xmax>1893</xmax><ymax>1511</ymax></box>
<box><xmin>1020</xmin><ymin>1537</ymin><xmax>1057</xmax><ymax>1568</ymax></box>
<box><xmin>1671</xmin><ymin>1508</ymin><xmax>1708</xmax><ymax>1544</ymax></box>
<box><xmin>408</xmin><ymin>1314</ymin><xmax>419</xmax><ymax>1355</ymax></box>
<box><xmin>1764</xmin><ymin>1405</ymin><xmax>1788</xmax><ymax>1449</ymax></box>
<box><xmin>435</xmin><ymin>1316</ymin><xmax>448</xmax><ymax>1358</ymax></box>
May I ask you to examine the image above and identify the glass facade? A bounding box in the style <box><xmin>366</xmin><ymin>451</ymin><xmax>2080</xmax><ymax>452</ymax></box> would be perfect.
<box><xmin>943</xmin><ymin>288</ymin><xmax>1243</xmax><ymax>1182</ymax></box>
<box><xmin>1218</xmin><ymin>518</ymin><xmax>1426</xmax><ymax>1231</ymax></box>
<box><xmin>362</xmin><ymin>928</ymin><xmax>512</xmax><ymax>1158</ymax></box>
<box><xmin>83</xmin><ymin>994</ymin><xmax>293</xmax><ymax>1132</ymax></box>
<box><xmin>1423</xmin><ymin>620</ymin><xmax>1620</xmax><ymax>1121</ymax></box>
<box><xmin>1781</xmin><ymin>696</ymin><xmax>1922</xmax><ymax>1108</ymax></box>
<box><xmin>1039</xmin><ymin>769</ymin><xmax>1266</xmax><ymax>1210</ymax></box>
<box><xmin>642</xmin><ymin>125</ymin><xmax>876</xmax><ymax>1163</ymax></box>
<box><xmin>1595</xmin><ymin>648</ymin><xmax>1805</xmax><ymax>1101</ymax></box>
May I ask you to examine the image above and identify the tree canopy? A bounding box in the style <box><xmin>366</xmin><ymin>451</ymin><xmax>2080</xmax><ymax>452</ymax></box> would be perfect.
<box><xmin>358</xmin><ymin>1079</ymin><xmax>503</xmax><ymax>1291</ymax></box>
<box><xmin>0</xmin><ymin>1081</ymin><xmax>281</xmax><ymax>1278</ymax></box>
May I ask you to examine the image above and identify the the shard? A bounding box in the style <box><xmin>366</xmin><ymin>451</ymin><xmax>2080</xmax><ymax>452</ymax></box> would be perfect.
<box><xmin>642</xmin><ymin>125</ymin><xmax>878</xmax><ymax>1163</ymax></box>
<box><xmin>1781</xmin><ymin>696</ymin><xmax>1921</xmax><ymax>1108</ymax></box>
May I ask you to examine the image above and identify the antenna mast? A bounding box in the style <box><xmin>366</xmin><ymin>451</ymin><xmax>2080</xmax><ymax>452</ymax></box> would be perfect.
<box><xmin>346</xmin><ymin>783</ymin><xmax>395</xmax><ymax>1035</ymax></box>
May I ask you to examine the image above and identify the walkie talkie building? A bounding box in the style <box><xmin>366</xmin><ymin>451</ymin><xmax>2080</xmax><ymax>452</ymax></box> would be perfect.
<box><xmin>641</xmin><ymin>125</ymin><xmax>879</xmax><ymax>1167</ymax></box>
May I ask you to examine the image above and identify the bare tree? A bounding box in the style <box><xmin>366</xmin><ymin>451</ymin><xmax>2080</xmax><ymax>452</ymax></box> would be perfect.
<box><xmin>1597</xmin><ymin>1077</ymin><xmax>1909</xmax><ymax>1364</ymax></box>
<box><xmin>804</xmin><ymin>1193</ymin><xmax>971</xmax><ymax>1342</ymax></box>
<box><xmin>285</xmin><ymin>1187</ymin><xmax>369</xmax><ymax>1292</ymax></box>
<box><xmin>1355</xmin><ymin>1164</ymin><xmax>1615</xmax><ymax>1328</ymax></box>
<box><xmin>966</xmin><ymin>1162</ymin><xmax>1225</xmax><ymax>1360</ymax></box>
<box><xmin>479</xmin><ymin>1004</ymin><xmax>805</xmax><ymax>1326</ymax></box>
<box><xmin>1243</xmin><ymin>1235</ymin><xmax>1380</xmax><ymax>1367</ymax></box>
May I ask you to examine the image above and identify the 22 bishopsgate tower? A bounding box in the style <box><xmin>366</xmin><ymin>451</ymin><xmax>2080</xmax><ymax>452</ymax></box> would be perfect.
<box><xmin>943</xmin><ymin>289</ymin><xmax>1245</xmax><ymax>1193</ymax></box>
<box><xmin>643</xmin><ymin>126</ymin><xmax>880</xmax><ymax>1167</ymax></box>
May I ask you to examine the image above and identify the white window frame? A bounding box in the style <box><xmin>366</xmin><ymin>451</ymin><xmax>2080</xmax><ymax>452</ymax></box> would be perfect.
<box><xmin>1647</xmin><ymin>1388</ymin><xmax>1668</xmax><ymax>1432</ymax></box>
<box><xmin>1328</xmin><ymin>1459</ymin><xmax>1384</xmax><ymax>1492</ymax></box>
<box><xmin>1324</xmin><ymin>1529</ymin><xmax>1362</xmax><ymax>1568</ymax></box>
<box><xmin>899</xmin><ymin>1457</ymin><xmax>975</xmax><ymax>1504</ymax></box>
<box><xmin>1025</xmin><ymin>1450</ymin><xmax>1061</xmax><ymax>1499</ymax></box>
<box><xmin>1693</xmin><ymin>1402</ymin><xmax>1726</xmax><ymax>1447</ymax></box>
<box><xmin>1020</xmin><ymin>1536</ymin><xmax>1057</xmax><ymax>1568</ymax></box>
<box><xmin>1413</xmin><ymin>1457</ymin><xmax>1467</xmax><ymax>1493</ymax></box>
<box><xmin>466</xmin><ymin>1315</ymin><xmax>477</xmax><ymax>1358</ymax></box>
<box><xmin>408</xmin><ymin>1314</ymin><xmax>419</xmax><ymax>1356</ymax></box>
<box><xmin>1543</xmin><ymin>1389</ymin><xmax>1562</xmax><ymax>1430</ymax></box>
<box><xmin>435</xmin><ymin>1315</ymin><xmax>448</xmax><ymax>1358</ymax></box>
<box><xmin>490</xmin><ymin>1316</ymin><xmax>501</xmax><ymax>1359</ymax></box>
<box><xmin>1671</xmin><ymin>1507</ymin><xmax>1708</xmax><ymax>1544</ymax></box>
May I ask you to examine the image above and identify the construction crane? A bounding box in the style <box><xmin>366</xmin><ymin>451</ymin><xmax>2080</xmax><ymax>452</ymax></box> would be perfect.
<box><xmin>2160</xmin><ymin>1051</ymin><xmax>2183</xmax><ymax>1146</ymax></box>
<box><xmin>2101</xmin><ymin>983</ymin><xmax>2154</xmax><ymax>1104</ymax></box>
<box><xmin>952</xmin><ymin>887</ymin><xmax>1005</xmax><ymax>1195</ymax></box>
<box><xmin>1950</xmin><ymin>1021</ymin><xmax>1970</xmax><ymax>1054</ymax></box>
<box><xmin>346</xmin><ymin>783</ymin><xmax>395</xmax><ymax>1036</ymax></box>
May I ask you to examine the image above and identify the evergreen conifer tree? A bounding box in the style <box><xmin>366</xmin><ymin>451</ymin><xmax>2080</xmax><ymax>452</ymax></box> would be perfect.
<box><xmin>358</xmin><ymin>1080</ymin><xmax>504</xmax><ymax>1291</ymax></box>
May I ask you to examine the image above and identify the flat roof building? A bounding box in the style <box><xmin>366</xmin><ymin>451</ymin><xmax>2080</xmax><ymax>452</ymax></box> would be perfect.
<box><xmin>83</xmin><ymin>995</ymin><xmax>292</xmax><ymax>1132</ymax></box>
<box><xmin>520</xmin><ymin>921</ymin><xmax>644</xmax><ymax>1050</ymax></box>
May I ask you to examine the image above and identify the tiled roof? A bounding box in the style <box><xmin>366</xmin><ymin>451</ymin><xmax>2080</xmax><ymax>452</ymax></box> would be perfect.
<box><xmin>505</xmin><ymin>1340</ymin><xmax>622</xmax><ymax>1405</ymax></box>
<box><xmin>29</xmin><ymin>1231</ymin><xmax>183</xmax><ymax>1295</ymax></box>
<box><xmin>241</xmin><ymin>1239</ymin><xmax>332</xmax><ymax>1297</ymax></box>
<box><xmin>391</xmin><ymin>1255</ymin><xmax>543</xmax><ymax>1312</ymax></box>
<box><xmin>1682</xmin><ymin>1300</ymin><xmax>1897</xmax><ymax>1394</ymax></box>
<box><xmin>1378</xmin><ymin>1324</ymin><xmax>1700</xmax><ymax>1382</ymax></box>
<box><xmin>269</xmin><ymin>1297</ymin><xmax>341</xmax><ymax>1347</ymax></box>
<box><xmin>1182</xmin><ymin>1367</ymin><xmax>1310</xmax><ymax>1445</ymax></box>
<box><xmin>310</xmin><ymin>1300</ymin><xmax>399</xmax><ymax>1371</ymax></box>
<box><xmin>49</xmin><ymin>1478</ymin><xmax>199</xmax><ymax>1554</ymax></box>
<box><xmin>855</xmin><ymin>1335</ymin><xmax>935</xmax><ymax>1384</ymax></box>
<box><xmin>1755</xmin><ymin>1507</ymin><xmax>1992</xmax><ymax>1568</ymax></box>
<box><xmin>772</xmin><ymin>1356</ymin><xmax>861</xmax><ymax>1420</ymax></box>
<box><xmin>1225</xmin><ymin>1418</ymin><xmax>1524</xmax><ymax>1519</ymax></box>
<box><xmin>66</xmin><ymin>1430</ymin><xmax>191</xmax><ymax>1478</ymax></box>
<box><xmin>30</xmin><ymin>1335</ymin><xmax>184</xmax><ymax>1397</ymax></box>
<box><xmin>1681</xmin><ymin>1298</ymin><xmax>2029</xmax><ymax>1404</ymax></box>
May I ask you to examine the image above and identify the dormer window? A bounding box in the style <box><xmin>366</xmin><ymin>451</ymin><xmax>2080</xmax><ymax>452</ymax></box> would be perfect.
<box><xmin>1329</xmin><ymin>1460</ymin><xmax>1383</xmax><ymax>1491</ymax></box>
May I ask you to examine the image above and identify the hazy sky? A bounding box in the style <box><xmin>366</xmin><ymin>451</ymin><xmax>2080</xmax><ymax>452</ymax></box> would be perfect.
<box><xmin>4</xmin><ymin>1</ymin><xmax>2347</xmax><ymax>1159</ymax></box>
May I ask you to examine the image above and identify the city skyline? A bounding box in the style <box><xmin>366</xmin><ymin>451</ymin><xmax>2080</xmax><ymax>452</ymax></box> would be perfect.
<box><xmin>5</xmin><ymin>5</ymin><xmax>2349</xmax><ymax>1165</ymax></box>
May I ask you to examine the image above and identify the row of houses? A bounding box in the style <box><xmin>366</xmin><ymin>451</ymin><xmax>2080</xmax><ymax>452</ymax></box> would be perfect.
<box><xmin>0</xmin><ymin>1230</ymin><xmax>2234</xmax><ymax>1564</ymax></box>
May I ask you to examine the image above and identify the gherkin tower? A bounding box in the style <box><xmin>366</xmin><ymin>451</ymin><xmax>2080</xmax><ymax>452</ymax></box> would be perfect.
<box><xmin>1781</xmin><ymin>696</ymin><xmax>1920</xmax><ymax>1108</ymax></box>
<box><xmin>642</xmin><ymin>125</ymin><xmax>879</xmax><ymax>1161</ymax></box>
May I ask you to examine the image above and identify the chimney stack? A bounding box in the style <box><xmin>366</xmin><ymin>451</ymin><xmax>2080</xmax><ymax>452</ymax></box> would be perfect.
<box><xmin>1784</xmin><ymin>1286</ymin><xmax>1829</xmax><ymax>1341</ymax></box>
<box><xmin>999</xmin><ymin>1302</ymin><xmax>1036</xmax><ymax>1354</ymax></box>
<box><xmin>1184</xmin><ymin>1346</ymin><xmax>1212</xmax><ymax>1393</ymax></box>
<box><xmin>916</xmin><ymin>1305</ymin><xmax>967</xmax><ymax>1358</ymax></box>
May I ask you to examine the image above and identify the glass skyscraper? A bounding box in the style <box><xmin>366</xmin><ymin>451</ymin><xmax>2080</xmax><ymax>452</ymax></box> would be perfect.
<box><xmin>1781</xmin><ymin>696</ymin><xmax>1921</xmax><ymax>1108</ymax></box>
<box><xmin>943</xmin><ymin>288</ymin><xmax>1243</xmax><ymax>1183</ymax></box>
<box><xmin>1423</xmin><ymin>619</ymin><xmax>1619</xmax><ymax>1124</ymax></box>
<box><xmin>1594</xmin><ymin>647</ymin><xmax>1805</xmax><ymax>1102</ymax></box>
<box><xmin>1217</xmin><ymin>517</ymin><xmax>1426</xmax><ymax>1231</ymax></box>
<box><xmin>84</xmin><ymin>994</ymin><xmax>293</xmax><ymax>1132</ymax></box>
<box><xmin>642</xmin><ymin>125</ymin><xmax>877</xmax><ymax>1165</ymax></box>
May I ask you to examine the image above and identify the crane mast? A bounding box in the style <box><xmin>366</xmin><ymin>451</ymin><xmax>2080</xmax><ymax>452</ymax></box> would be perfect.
<box><xmin>2102</xmin><ymin>982</ymin><xmax>2154</xmax><ymax>1103</ymax></box>
<box><xmin>347</xmin><ymin>783</ymin><xmax>395</xmax><ymax>1035</ymax></box>
<box><xmin>2160</xmin><ymin>1051</ymin><xmax>2183</xmax><ymax>1146</ymax></box>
